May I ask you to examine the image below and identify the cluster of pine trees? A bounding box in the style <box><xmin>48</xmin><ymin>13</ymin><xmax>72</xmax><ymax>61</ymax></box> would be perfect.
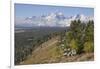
<box><xmin>64</xmin><ymin>20</ymin><xmax>94</xmax><ymax>54</ymax></box>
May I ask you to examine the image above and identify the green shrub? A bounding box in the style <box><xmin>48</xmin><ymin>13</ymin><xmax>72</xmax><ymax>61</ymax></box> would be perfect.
<box><xmin>83</xmin><ymin>41</ymin><xmax>94</xmax><ymax>53</ymax></box>
<box><xmin>70</xmin><ymin>39</ymin><xmax>78</xmax><ymax>53</ymax></box>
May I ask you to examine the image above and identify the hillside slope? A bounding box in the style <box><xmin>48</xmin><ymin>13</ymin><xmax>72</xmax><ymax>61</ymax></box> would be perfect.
<box><xmin>20</xmin><ymin>36</ymin><xmax>94</xmax><ymax>65</ymax></box>
<box><xmin>20</xmin><ymin>36</ymin><xmax>62</xmax><ymax>64</ymax></box>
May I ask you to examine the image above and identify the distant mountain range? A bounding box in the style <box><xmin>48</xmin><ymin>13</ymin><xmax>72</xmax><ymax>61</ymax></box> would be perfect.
<box><xmin>15</xmin><ymin>12</ymin><xmax>94</xmax><ymax>27</ymax></box>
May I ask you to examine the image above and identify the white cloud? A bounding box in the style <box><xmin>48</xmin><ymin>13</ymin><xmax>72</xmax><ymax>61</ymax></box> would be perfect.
<box><xmin>15</xmin><ymin>13</ymin><xmax>94</xmax><ymax>27</ymax></box>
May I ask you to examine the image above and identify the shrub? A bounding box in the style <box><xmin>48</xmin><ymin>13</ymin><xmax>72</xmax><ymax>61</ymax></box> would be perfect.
<box><xmin>83</xmin><ymin>41</ymin><xmax>94</xmax><ymax>53</ymax></box>
<box><xmin>70</xmin><ymin>39</ymin><xmax>78</xmax><ymax>53</ymax></box>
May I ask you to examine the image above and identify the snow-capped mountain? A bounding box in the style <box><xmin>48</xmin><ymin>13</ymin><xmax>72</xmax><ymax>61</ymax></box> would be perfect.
<box><xmin>69</xmin><ymin>14</ymin><xmax>93</xmax><ymax>22</ymax></box>
<box><xmin>15</xmin><ymin>12</ymin><xmax>94</xmax><ymax>27</ymax></box>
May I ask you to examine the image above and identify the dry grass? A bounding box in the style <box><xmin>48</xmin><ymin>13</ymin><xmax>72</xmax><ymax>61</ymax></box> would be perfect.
<box><xmin>20</xmin><ymin>36</ymin><xmax>63</xmax><ymax>65</ymax></box>
<box><xmin>20</xmin><ymin>36</ymin><xmax>94</xmax><ymax>65</ymax></box>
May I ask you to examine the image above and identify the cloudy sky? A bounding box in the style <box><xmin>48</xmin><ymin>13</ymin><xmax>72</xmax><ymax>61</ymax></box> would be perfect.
<box><xmin>15</xmin><ymin>3</ymin><xmax>94</xmax><ymax>18</ymax></box>
<box><xmin>14</xmin><ymin>3</ymin><xmax>94</xmax><ymax>27</ymax></box>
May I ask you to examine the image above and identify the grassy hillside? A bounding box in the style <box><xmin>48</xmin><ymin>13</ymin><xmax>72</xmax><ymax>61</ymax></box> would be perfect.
<box><xmin>20</xmin><ymin>36</ymin><xmax>94</xmax><ymax>65</ymax></box>
<box><xmin>20</xmin><ymin>36</ymin><xmax>63</xmax><ymax>64</ymax></box>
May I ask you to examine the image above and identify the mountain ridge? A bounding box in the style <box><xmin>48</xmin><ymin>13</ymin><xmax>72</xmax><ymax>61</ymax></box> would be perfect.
<box><xmin>15</xmin><ymin>12</ymin><xmax>94</xmax><ymax>27</ymax></box>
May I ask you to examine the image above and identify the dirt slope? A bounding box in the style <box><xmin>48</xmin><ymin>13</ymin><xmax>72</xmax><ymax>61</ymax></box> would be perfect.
<box><xmin>20</xmin><ymin>36</ymin><xmax>94</xmax><ymax>65</ymax></box>
<box><xmin>20</xmin><ymin>36</ymin><xmax>62</xmax><ymax>64</ymax></box>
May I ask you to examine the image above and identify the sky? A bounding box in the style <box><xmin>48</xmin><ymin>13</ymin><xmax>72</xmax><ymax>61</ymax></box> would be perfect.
<box><xmin>15</xmin><ymin>3</ymin><xmax>94</xmax><ymax>18</ymax></box>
